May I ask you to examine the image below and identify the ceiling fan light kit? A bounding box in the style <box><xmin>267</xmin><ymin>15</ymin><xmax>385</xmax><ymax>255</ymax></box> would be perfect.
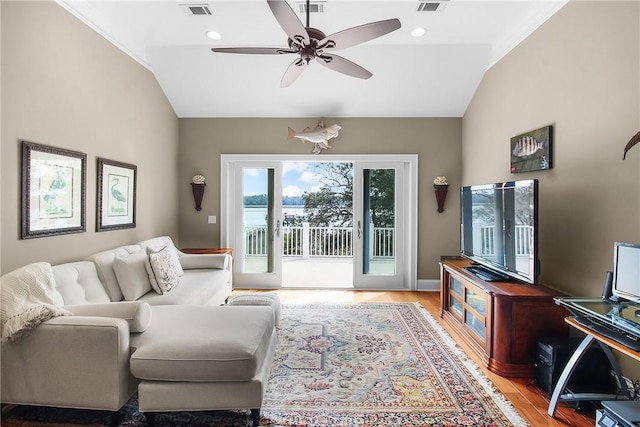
<box><xmin>411</xmin><ymin>27</ymin><xmax>427</xmax><ymax>37</ymax></box>
<box><xmin>211</xmin><ymin>0</ymin><xmax>401</xmax><ymax>87</ymax></box>
<box><xmin>205</xmin><ymin>30</ymin><xmax>222</xmax><ymax>40</ymax></box>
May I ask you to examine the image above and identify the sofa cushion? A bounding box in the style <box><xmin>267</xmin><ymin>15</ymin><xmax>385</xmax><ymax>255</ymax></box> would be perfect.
<box><xmin>52</xmin><ymin>261</ymin><xmax>111</xmax><ymax>305</ymax></box>
<box><xmin>130</xmin><ymin>305</ymin><xmax>275</xmax><ymax>382</ymax></box>
<box><xmin>138</xmin><ymin>269</ymin><xmax>231</xmax><ymax>306</ymax></box>
<box><xmin>113</xmin><ymin>250</ymin><xmax>152</xmax><ymax>301</ymax></box>
<box><xmin>64</xmin><ymin>301</ymin><xmax>152</xmax><ymax>332</ymax></box>
<box><xmin>137</xmin><ymin>236</ymin><xmax>180</xmax><ymax>257</ymax></box>
<box><xmin>87</xmin><ymin>245</ymin><xmax>142</xmax><ymax>302</ymax></box>
<box><xmin>145</xmin><ymin>246</ymin><xmax>183</xmax><ymax>294</ymax></box>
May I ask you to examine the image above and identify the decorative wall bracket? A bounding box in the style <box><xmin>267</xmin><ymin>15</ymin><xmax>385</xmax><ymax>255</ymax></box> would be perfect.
<box><xmin>191</xmin><ymin>183</ymin><xmax>206</xmax><ymax>211</ymax></box>
<box><xmin>434</xmin><ymin>184</ymin><xmax>449</xmax><ymax>213</ymax></box>
<box><xmin>433</xmin><ymin>176</ymin><xmax>449</xmax><ymax>213</ymax></box>
<box><xmin>191</xmin><ymin>174</ymin><xmax>206</xmax><ymax>211</ymax></box>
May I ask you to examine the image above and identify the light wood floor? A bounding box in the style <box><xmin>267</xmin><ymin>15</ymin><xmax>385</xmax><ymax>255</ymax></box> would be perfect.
<box><xmin>234</xmin><ymin>288</ymin><xmax>595</xmax><ymax>427</ymax></box>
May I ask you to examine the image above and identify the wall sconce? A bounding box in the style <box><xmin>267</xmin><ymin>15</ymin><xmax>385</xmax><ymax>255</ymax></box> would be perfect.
<box><xmin>433</xmin><ymin>176</ymin><xmax>449</xmax><ymax>213</ymax></box>
<box><xmin>191</xmin><ymin>174</ymin><xmax>206</xmax><ymax>211</ymax></box>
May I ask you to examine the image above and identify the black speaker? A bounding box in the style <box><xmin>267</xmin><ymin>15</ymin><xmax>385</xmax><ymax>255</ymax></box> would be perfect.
<box><xmin>535</xmin><ymin>337</ymin><xmax>615</xmax><ymax>396</ymax></box>
<box><xmin>602</xmin><ymin>270</ymin><xmax>614</xmax><ymax>299</ymax></box>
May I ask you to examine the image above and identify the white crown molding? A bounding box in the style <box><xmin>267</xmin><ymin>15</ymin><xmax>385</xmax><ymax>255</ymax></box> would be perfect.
<box><xmin>488</xmin><ymin>0</ymin><xmax>569</xmax><ymax>70</ymax></box>
<box><xmin>55</xmin><ymin>0</ymin><xmax>152</xmax><ymax>71</ymax></box>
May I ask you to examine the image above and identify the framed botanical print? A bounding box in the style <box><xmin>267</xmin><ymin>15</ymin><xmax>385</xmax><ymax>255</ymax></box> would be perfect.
<box><xmin>97</xmin><ymin>158</ymin><xmax>137</xmax><ymax>231</ymax></box>
<box><xmin>21</xmin><ymin>140</ymin><xmax>87</xmax><ymax>239</ymax></box>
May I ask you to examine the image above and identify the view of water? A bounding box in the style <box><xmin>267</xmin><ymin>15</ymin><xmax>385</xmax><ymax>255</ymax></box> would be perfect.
<box><xmin>243</xmin><ymin>206</ymin><xmax>305</xmax><ymax>226</ymax></box>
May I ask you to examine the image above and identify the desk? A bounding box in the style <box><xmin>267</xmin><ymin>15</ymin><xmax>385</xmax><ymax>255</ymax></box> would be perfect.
<box><xmin>547</xmin><ymin>298</ymin><xmax>640</xmax><ymax>417</ymax></box>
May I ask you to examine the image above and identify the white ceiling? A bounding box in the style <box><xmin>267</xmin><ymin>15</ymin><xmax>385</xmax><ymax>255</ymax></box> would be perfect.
<box><xmin>57</xmin><ymin>0</ymin><xmax>568</xmax><ymax>118</ymax></box>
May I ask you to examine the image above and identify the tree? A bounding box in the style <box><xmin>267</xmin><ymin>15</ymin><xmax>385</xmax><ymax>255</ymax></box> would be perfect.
<box><xmin>302</xmin><ymin>163</ymin><xmax>395</xmax><ymax>228</ymax></box>
<box><xmin>366</xmin><ymin>169</ymin><xmax>395</xmax><ymax>228</ymax></box>
<box><xmin>303</xmin><ymin>163</ymin><xmax>353</xmax><ymax>227</ymax></box>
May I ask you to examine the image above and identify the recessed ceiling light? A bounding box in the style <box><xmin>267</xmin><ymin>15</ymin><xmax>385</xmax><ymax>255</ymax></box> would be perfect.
<box><xmin>206</xmin><ymin>30</ymin><xmax>222</xmax><ymax>40</ymax></box>
<box><xmin>411</xmin><ymin>27</ymin><xmax>427</xmax><ymax>37</ymax></box>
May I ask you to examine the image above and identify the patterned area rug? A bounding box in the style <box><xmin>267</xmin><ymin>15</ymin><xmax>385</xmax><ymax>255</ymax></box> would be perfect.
<box><xmin>3</xmin><ymin>303</ymin><xmax>527</xmax><ymax>426</ymax></box>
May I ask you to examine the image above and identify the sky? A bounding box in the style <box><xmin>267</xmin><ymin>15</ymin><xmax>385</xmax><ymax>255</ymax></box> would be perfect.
<box><xmin>243</xmin><ymin>162</ymin><xmax>328</xmax><ymax>198</ymax></box>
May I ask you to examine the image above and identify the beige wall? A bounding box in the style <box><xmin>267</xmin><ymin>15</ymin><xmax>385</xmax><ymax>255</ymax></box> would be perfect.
<box><xmin>1</xmin><ymin>1</ymin><xmax>180</xmax><ymax>273</ymax></box>
<box><xmin>178</xmin><ymin>118</ymin><xmax>462</xmax><ymax>280</ymax></box>
<box><xmin>463</xmin><ymin>1</ymin><xmax>640</xmax><ymax>374</ymax></box>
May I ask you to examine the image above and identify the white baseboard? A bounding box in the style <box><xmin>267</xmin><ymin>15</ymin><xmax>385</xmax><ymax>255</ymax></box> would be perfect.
<box><xmin>417</xmin><ymin>279</ymin><xmax>439</xmax><ymax>292</ymax></box>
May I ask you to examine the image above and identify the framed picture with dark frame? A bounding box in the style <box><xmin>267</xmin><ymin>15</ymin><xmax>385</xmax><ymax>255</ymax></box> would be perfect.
<box><xmin>510</xmin><ymin>125</ymin><xmax>553</xmax><ymax>173</ymax></box>
<box><xmin>21</xmin><ymin>140</ymin><xmax>87</xmax><ymax>239</ymax></box>
<box><xmin>97</xmin><ymin>158</ymin><xmax>137</xmax><ymax>231</ymax></box>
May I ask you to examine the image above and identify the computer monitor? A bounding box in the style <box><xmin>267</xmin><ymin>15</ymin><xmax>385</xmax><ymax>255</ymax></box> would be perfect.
<box><xmin>612</xmin><ymin>242</ymin><xmax>640</xmax><ymax>304</ymax></box>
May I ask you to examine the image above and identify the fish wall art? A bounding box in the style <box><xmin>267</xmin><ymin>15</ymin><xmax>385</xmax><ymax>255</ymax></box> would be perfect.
<box><xmin>510</xmin><ymin>125</ymin><xmax>552</xmax><ymax>173</ymax></box>
<box><xmin>288</xmin><ymin>120</ymin><xmax>341</xmax><ymax>154</ymax></box>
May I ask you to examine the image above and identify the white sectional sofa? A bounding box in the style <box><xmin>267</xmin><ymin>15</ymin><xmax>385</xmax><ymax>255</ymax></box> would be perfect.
<box><xmin>0</xmin><ymin>236</ymin><xmax>276</xmax><ymax>426</ymax></box>
<box><xmin>88</xmin><ymin>236</ymin><xmax>232</xmax><ymax>306</ymax></box>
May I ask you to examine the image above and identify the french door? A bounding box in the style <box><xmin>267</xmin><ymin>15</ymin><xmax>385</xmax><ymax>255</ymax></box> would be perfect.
<box><xmin>353</xmin><ymin>162</ymin><xmax>405</xmax><ymax>289</ymax></box>
<box><xmin>221</xmin><ymin>155</ymin><xmax>417</xmax><ymax>290</ymax></box>
<box><xmin>224</xmin><ymin>162</ymin><xmax>283</xmax><ymax>287</ymax></box>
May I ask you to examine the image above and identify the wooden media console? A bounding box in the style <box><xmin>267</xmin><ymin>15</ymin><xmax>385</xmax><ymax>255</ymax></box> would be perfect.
<box><xmin>439</xmin><ymin>257</ymin><xmax>568</xmax><ymax>377</ymax></box>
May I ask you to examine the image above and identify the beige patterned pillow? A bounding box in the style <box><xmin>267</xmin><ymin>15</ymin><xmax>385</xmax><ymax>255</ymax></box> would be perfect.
<box><xmin>145</xmin><ymin>246</ymin><xmax>181</xmax><ymax>294</ymax></box>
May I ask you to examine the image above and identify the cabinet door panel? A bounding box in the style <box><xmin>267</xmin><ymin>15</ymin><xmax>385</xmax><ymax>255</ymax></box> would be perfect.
<box><xmin>450</xmin><ymin>295</ymin><xmax>463</xmax><ymax>317</ymax></box>
<box><xmin>465</xmin><ymin>288</ymin><xmax>486</xmax><ymax>316</ymax></box>
<box><xmin>465</xmin><ymin>311</ymin><xmax>486</xmax><ymax>341</ymax></box>
<box><xmin>451</xmin><ymin>277</ymin><xmax>463</xmax><ymax>297</ymax></box>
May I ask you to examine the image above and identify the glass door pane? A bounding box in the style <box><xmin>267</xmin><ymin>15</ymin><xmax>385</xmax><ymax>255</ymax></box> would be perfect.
<box><xmin>362</xmin><ymin>168</ymin><xmax>396</xmax><ymax>275</ymax></box>
<box><xmin>353</xmin><ymin>162</ymin><xmax>405</xmax><ymax>289</ymax></box>
<box><xmin>232</xmin><ymin>164</ymin><xmax>282</xmax><ymax>287</ymax></box>
<box><xmin>241</xmin><ymin>168</ymin><xmax>274</xmax><ymax>273</ymax></box>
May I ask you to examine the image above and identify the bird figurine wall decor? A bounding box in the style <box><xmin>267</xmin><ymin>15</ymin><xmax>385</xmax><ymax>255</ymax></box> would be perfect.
<box><xmin>288</xmin><ymin>120</ymin><xmax>341</xmax><ymax>154</ymax></box>
<box><xmin>623</xmin><ymin>131</ymin><xmax>640</xmax><ymax>159</ymax></box>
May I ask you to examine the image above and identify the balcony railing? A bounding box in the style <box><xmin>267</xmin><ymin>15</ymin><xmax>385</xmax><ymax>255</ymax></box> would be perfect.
<box><xmin>478</xmin><ymin>224</ymin><xmax>533</xmax><ymax>256</ymax></box>
<box><xmin>244</xmin><ymin>223</ymin><xmax>394</xmax><ymax>258</ymax></box>
<box><xmin>245</xmin><ymin>223</ymin><xmax>533</xmax><ymax>260</ymax></box>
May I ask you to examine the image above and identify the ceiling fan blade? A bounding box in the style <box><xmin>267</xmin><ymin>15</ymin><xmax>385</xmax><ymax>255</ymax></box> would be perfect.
<box><xmin>281</xmin><ymin>59</ymin><xmax>307</xmax><ymax>87</ymax></box>
<box><xmin>316</xmin><ymin>54</ymin><xmax>372</xmax><ymax>80</ymax></box>
<box><xmin>211</xmin><ymin>47</ymin><xmax>296</xmax><ymax>55</ymax></box>
<box><xmin>267</xmin><ymin>0</ymin><xmax>309</xmax><ymax>46</ymax></box>
<box><xmin>319</xmin><ymin>18</ymin><xmax>401</xmax><ymax>51</ymax></box>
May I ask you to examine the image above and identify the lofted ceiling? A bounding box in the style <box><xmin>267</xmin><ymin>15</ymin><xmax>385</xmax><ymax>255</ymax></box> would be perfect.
<box><xmin>57</xmin><ymin>0</ymin><xmax>567</xmax><ymax>118</ymax></box>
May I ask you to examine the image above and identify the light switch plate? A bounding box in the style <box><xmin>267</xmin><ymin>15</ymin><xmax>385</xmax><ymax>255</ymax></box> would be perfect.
<box><xmin>208</xmin><ymin>215</ymin><xmax>216</xmax><ymax>224</ymax></box>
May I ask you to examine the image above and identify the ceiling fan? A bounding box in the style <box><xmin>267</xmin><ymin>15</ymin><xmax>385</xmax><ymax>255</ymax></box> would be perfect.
<box><xmin>211</xmin><ymin>0</ymin><xmax>401</xmax><ymax>87</ymax></box>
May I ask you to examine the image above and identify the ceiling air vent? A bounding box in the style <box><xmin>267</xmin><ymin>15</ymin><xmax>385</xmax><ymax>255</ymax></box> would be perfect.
<box><xmin>297</xmin><ymin>1</ymin><xmax>325</xmax><ymax>14</ymax></box>
<box><xmin>180</xmin><ymin>4</ymin><xmax>212</xmax><ymax>16</ymax></box>
<box><xmin>417</xmin><ymin>1</ymin><xmax>448</xmax><ymax>12</ymax></box>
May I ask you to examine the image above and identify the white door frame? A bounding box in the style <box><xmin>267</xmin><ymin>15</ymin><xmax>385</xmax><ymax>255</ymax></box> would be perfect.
<box><xmin>221</xmin><ymin>154</ymin><xmax>418</xmax><ymax>290</ymax></box>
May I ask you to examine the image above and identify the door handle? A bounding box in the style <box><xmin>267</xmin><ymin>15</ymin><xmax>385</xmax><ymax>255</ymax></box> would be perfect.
<box><xmin>275</xmin><ymin>220</ymin><xmax>281</xmax><ymax>237</ymax></box>
<box><xmin>357</xmin><ymin>221</ymin><xmax>361</xmax><ymax>239</ymax></box>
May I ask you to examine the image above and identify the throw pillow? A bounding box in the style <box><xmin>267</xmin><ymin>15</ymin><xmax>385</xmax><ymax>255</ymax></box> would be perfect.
<box><xmin>113</xmin><ymin>251</ymin><xmax>153</xmax><ymax>301</ymax></box>
<box><xmin>145</xmin><ymin>246</ymin><xmax>182</xmax><ymax>294</ymax></box>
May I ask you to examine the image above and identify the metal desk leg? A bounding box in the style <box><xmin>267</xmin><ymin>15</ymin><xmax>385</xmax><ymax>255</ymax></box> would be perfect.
<box><xmin>548</xmin><ymin>334</ymin><xmax>628</xmax><ymax>417</ymax></box>
<box><xmin>548</xmin><ymin>335</ymin><xmax>595</xmax><ymax>416</ymax></box>
<box><xmin>597</xmin><ymin>341</ymin><xmax>631</xmax><ymax>400</ymax></box>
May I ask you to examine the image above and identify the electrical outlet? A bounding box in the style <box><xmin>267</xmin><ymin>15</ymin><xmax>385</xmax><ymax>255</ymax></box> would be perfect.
<box><xmin>208</xmin><ymin>215</ymin><xmax>216</xmax><ymax>224</ymax></box>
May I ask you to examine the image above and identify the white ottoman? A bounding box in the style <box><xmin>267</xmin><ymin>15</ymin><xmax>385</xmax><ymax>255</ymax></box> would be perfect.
<box><xmin>130</xmin><ymin>305</ymin><xmax>277</xmax><ymax>427</ymax></box>
<box><xmin>228</xmin><ymin>292</ymin><xmax>281</xmax><ymax>327</ymax></box>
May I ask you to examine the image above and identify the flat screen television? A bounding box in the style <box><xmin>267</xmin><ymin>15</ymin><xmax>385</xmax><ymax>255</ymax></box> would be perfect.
<box><xmin>460</xmin><ymin>178</ymin><xmax>539</xmax><ymax>284</ymax></box>
<box><xmin>612</xmin><ymin>242</ymin><xmax>640</xmax><ymax>304</ymax></box>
